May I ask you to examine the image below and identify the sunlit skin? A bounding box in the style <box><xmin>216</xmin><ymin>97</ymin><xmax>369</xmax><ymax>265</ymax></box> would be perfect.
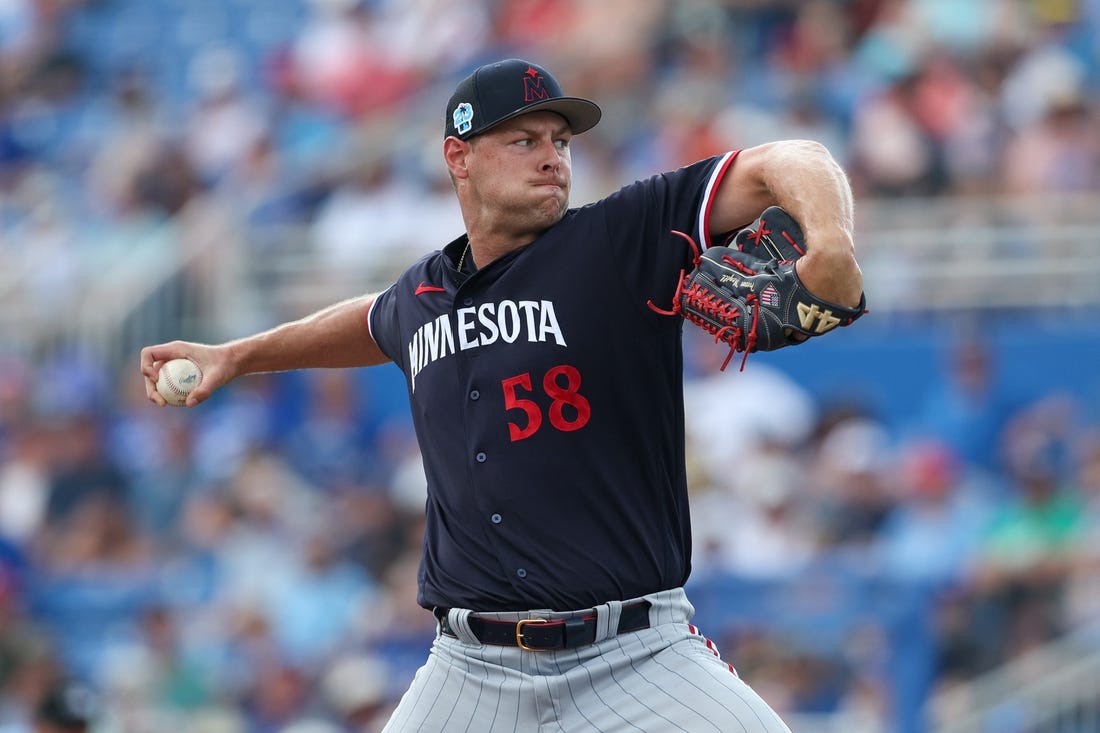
<box><xmin>443</xmin><ymin>111</ymin><xmax>573</xmax><ymax>269</ymax></box>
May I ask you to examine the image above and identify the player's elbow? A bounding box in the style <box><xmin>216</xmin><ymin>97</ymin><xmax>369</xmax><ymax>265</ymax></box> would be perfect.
<box><xmin>753</xmin><ymin>139</ymin><xmax>839</xmax><ymax>173</ymax></box>
<box><xmin>796</xmin><ymin>247</ymin><xmax>864</xmax><ymax>309</ymax></box>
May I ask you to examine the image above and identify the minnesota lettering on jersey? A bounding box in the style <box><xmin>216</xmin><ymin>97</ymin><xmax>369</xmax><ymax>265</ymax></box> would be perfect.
<box><xmin>408</xmin><ymin>299</ymin><xmax>567</xmax><ymax>390</ymax></box>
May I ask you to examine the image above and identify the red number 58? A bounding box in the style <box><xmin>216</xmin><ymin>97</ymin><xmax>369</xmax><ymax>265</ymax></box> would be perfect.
<box><xmin>501</xmin><ymin>365</ymin><xmax>592</xmax><ymax>442</ymax></box>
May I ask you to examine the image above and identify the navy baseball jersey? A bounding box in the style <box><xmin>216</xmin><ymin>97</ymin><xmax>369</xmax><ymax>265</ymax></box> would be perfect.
<box><xmin>369</xmin><ymin>152</ymin><xmax>739</xmax><ymax>612</ymax></box>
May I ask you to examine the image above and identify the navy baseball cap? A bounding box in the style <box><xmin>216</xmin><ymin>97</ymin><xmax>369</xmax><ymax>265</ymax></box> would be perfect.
<box><xmin>445</xmin><ymin>59</ymin><xmax>602</xmax><ymax>140</ymax></box>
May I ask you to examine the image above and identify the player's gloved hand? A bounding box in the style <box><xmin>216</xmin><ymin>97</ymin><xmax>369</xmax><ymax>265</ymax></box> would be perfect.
<box><xmin>730</xmin><ymin>205</ymin><xmax>808</xmax><ymax>261</ymax></box>
<box><xmin>649</xmin><ymin>206</ymin><xmax>866</xmax><ymax>371</ymax></box>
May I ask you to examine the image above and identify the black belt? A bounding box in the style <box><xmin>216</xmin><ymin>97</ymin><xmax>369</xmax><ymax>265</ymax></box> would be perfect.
<box><xmin>436</xmin><ymin>601</ymin><xmax>651</xmax><ymax>651</ymax></box>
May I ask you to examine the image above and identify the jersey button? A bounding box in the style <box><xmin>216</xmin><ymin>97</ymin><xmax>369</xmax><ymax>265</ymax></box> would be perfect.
<box><xmin>470</xmin><ymin>389</ymin><xmax>480</xmax><ymax>400</ymax></box>
<box><xmin>490</xmin><ymin>513</ymin><xmax>502</xmax><ymax>524</ymax></box>
<box><xmin>516</xmin><ymin>568</ymin><xmax>527</xmax><ymax>579</ymax></box>
<box><xmin>475</xmin><ymin>452</ymin><xmax>487</xmax><ymax>463</ymax></box>
<box><xmin>463</xmin><ymin>297</ymin><xmax>474</xmax><ymax>306</ymax></box>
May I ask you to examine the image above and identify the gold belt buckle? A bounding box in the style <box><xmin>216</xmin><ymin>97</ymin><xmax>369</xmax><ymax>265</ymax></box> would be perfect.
<box><xmin>515</xmin><ymin>618</ymin><xmax>550</xmax><ymax>651</ymax></box>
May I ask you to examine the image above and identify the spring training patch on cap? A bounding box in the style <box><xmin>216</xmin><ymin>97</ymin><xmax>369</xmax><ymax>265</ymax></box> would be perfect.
<box><xmin>453</xmin><ymin>102</ymin><xmax>474</xmax><ymax>136</ymax></box>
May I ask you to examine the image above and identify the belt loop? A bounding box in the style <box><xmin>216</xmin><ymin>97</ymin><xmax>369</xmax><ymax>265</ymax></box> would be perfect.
<box><xmin>447</xmin><ymin>608</ymin><xmax>479</xmax><ymax>645</ymax></box>
<box><xmin>594</xmin><ymin>599</ymin><xmax>623</xmax><ymax>642</ymax></box>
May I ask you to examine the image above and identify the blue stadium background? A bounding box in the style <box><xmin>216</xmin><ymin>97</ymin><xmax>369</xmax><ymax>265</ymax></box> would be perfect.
<box><xmin>3</xmin><ymin>1</ymin><xmax>1100</xmax><ymax>732</ymax></box>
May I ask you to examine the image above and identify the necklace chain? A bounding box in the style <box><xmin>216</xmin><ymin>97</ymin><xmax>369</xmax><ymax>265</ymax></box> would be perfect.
<box><xmin>457</xmin><ymin>241</ymin><xmax>471</xmax><ymax>272</ymax></box>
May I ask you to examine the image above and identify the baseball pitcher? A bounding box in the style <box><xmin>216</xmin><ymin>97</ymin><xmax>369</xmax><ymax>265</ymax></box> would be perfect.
<box><xmin>141</xmin><ymin>59</ymin><xmax>865</xmax><ymax>732</ymax></box>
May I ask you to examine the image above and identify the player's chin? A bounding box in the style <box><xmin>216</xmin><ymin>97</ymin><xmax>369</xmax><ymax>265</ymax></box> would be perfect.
<box><xmin>532</xmin><ymin>188</ymin><xmax>568</xmax><ymax>218</ymax></box>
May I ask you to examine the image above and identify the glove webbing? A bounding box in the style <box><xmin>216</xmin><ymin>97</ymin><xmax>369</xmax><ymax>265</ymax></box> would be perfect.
<box><xmin>647</xmin><ymin>230</ymin><xmax>759</xmax><ymax>371</ymax></box>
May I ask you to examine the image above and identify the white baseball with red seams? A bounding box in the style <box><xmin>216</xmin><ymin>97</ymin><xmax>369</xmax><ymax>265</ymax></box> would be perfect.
<box><xmin>156</xmin><ymin>358</ymin><xmax>202</xmax><ymax>406</ymax></box>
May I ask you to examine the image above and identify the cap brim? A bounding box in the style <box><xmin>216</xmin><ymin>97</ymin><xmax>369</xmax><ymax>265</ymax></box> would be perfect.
<box><xmin>472</xmin><ymin>97</ymin><xmax>602</xmax><ymax>138</ymax></box>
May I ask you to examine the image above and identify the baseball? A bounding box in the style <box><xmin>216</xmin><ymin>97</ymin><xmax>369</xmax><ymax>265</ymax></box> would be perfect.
<box><xmin>156</xmin><ymin>358</ymin><xmax>203</xmax><ymax>406</ymax></box>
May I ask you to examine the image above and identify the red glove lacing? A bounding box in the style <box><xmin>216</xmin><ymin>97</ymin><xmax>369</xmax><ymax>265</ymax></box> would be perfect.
<box><xmin>647</xmin><ymin>231</ymin><xmax>760</xmax><ymax>371</ymax></box>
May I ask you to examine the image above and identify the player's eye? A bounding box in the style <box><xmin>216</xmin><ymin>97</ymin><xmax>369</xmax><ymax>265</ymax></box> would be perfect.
<box><xmin>555</xmin><ymin>138</ymin><xmax>570</xmax><ymax>150</ymax></box>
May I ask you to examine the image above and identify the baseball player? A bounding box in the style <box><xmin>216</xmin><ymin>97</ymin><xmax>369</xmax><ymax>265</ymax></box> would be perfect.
<box><xmin>141</xmin><ymin>59</ymin><xmax>865</xmax><ymax>731</ymax></box>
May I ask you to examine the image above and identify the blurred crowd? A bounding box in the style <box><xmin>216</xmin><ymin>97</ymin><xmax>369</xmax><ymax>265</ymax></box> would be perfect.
<box><xmin>2</xmin><ymin>0</ymin><xmax>1100</xmax><ymax>731</ymax></box>
<box><xmin>3</xmin><ymin>0</ymin><xmax>1100</xmax><ymax>310</ymax></box>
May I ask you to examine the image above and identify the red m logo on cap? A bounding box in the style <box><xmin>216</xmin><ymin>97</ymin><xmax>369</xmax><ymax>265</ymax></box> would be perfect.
<box><xmin>523</xmin><ymin>66</ymin><xmax>550</xmax><ymax>102</ymax></box>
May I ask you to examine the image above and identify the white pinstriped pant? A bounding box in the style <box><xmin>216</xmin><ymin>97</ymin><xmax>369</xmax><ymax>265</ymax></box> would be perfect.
<box><xmin>381</xmin><ymin>587</ymin><xmax>791</xmax><ymax>732</ymax></box>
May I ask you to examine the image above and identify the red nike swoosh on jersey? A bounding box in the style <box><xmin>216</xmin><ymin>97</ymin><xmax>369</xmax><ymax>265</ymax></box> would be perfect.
<box><xmin>415</xmin><ymin>282</ymin><xmax>447</xmax><ymax>296</ymax></box>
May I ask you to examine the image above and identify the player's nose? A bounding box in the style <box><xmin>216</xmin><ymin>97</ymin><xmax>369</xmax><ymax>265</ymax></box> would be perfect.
<box><xmin>536</xmin><ymin>139</ymin><xmax>563</xmax><ymax>170</ymax></box>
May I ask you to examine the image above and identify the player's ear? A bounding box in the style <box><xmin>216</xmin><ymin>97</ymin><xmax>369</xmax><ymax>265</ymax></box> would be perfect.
<box><xmin>444</xmin><ymin>136</ymin><xmax>471</xmax><ymax>180</ymax></box>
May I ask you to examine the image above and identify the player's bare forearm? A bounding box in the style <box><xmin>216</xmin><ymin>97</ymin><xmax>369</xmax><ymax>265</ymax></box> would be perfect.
<box><xmin>712</xmin><ymin>140</ymin><xmax>863</xmax><ymax>307</ymax></box>
<box><xmin>229</xmin><ymin>294</ymin><xmax>390</xmax><ymax>374</ymax></box>
<box><xmin>141</xmin><ymin>294</ymin><xmax>389</xmax><ymax>407</ymax></box>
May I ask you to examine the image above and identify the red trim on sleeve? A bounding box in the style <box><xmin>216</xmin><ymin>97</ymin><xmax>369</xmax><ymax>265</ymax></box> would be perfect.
<box><xmin>699</xmin><ymin>150</ymin><xmax>741</xmax><ymax>249</ymax></box>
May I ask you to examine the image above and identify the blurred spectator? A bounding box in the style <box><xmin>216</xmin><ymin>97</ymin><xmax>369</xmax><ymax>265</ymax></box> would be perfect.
<box><xmin>83</xmin><ymin>66</ymin><xmax>168</xmax><ymax>218</ymax></box>
<box><xmin>107</xmin><ymin>381</ymin><xmax>200</xmax><ymax>536</ymax></box>
<box><xmin>357</xmin><ymin>543</ymin><xmax>432</xmax><ymax>638</ymax></box>
<box><xmin>242</xmin><ymin>663</ymin><xmax>310</xmax><ymax>733</ymax></box>
<box><xmin>130</xmin><ymin>145</ymin><xmax>205</xmax><ymax>218</ymax></box>
<box><xmin>264</xmin><ymin>530</ymin><xmax>376</xmax><ymax>666</ymax></box>
<box><xmin>132</xmin><ymin>605</ymin><xmax>211</xmax><ymax>713</ymax></box>
<box><xmin>318</xmin><ymin>653</ymin><xmax>390</xmax><ymax>732</ymax></box>
<box><xmin>966</xmin><ymin>398</ymin><xmax>1084</xmax><ymax>667</ymax></box>
<box><xmin>31</xmin><ymin>491</ymin><xmax>158</xmax><ymax>679</ymax></box>
<box><xmin>850</xmin><ymin>69</ymin><xmax>946</xmax><ymax>196</ymax></box>
<box><xmin>682</xmin><ymin>328</ymin><xmax>817</xmax><ymax>484</ymax></box>
<box><xmin>806</xmin><ymin>415</ymin><xmax>896</xmax><ymax>557</ymax></box>
<box><xmin>208</xmin><ymin>449</ymin><xmax>321</xmax><ymax>612</ymax></box>
<box><xmin>183</xmin><ymin>47</ymin><xmax>268</xmax><ymax>187</ymax></box>
<box><xmin>287</xmin><ymin>0</ymin><xmax>416</xmax><ymax>119</ymax></box>
<box><xmin>31</xmin><ymin>678</ymin><xmax>100</xmax><ymax>733</ymax></box>
<box><xmin>4</xmin><ymin>174</ymin><xmax>84</xmax><ymax>337</ymax></box>
<box><xmin>40</xmin><ymin>414</ymin><xmax>129</xmax><ymax>527</ymax></box>
<box><xmin>35</xmin><ymin>488</ymin><xmax>151</xmax><ymax>572</ymax></box>
<box><xmin>0</xmin><ymin>563</ymin><xmax>56</xmax><ymax>729</ymax></box>
<box><xmin>1002</xmin><ymin>85</ymin><xmax>1100</xmax><ymax>194</ymax></box>
<box><xmin>912</xmin><ymin>335</ymin><xmax>1020</xmax><ymax>475</ymax></box>
<box><xmin>1066</xmin><ymin>431</ymin><xmax>1100</xmax><ymax>626</ymax></box>
<box><xmin>0</xmin><ymin>421</ymin><xmax>50</xmax><ymax>548</ymax></box>
<box><xmin>906</xmin><ymin>0</ymin><xmax>1010</xmax><ymax>53</ymax></box>
<box><xmin>908</xmin><ymin>51</ymin><xmax>1003</xmax><ymax>195</ymax></box>
<box><xmin>0</xmin><ymin>0</ymin><xmax>36</xmax><ymax>59</ymax></box>
<box><xmin>690</xmin><ymin>442</ymin><xmax>819</xmax><ymax>579</ymax></box>
<box><xmin>491</xmin><ymin>0</ymin><xmax>582</xmax><ymax>55</ymax></box>
<box><xmin>280</xmin><ymin>369</ymin><xmax>378</xmax><ymax>489</ymax></box>
<box><xmin>372</xmin><ymin>0</ymin><xmax>490</xmax><ymax>70</ymax></box>
<box><xmin>1000</xmin><ymin>38</ymin><xmax>1089</xmax><ymax>131</ymax></box>
<box><xmin>309</xmin><ymin>151</ymin><xmax>459</xmax><ymax>289</ymax></box>
<box><xmin>189</xmin><ymin>377</ymin><xmax>280</xmax><ymax>484</ymax></box>
<box><xmin>877</xmin><ymin>440</ymin><xmax>993</xmax><ymax>584</ymax></box>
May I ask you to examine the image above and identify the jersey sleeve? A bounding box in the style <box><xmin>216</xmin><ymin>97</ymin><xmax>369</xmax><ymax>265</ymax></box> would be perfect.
<box><xmin>597</xmin><ymin>151</ymin><xmax>739</xmax><ymax>310</ymax></box>
<box><xmin>367</xmin><ymin>283</ymin><xmax>405</xmax><ymax>370</ymax></box>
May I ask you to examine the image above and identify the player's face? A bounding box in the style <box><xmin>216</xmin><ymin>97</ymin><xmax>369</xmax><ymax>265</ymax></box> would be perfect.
<box><xmin>465</xmin><ymin>112</ymin><xmax>573</xmax><ymax>234</ymax></box>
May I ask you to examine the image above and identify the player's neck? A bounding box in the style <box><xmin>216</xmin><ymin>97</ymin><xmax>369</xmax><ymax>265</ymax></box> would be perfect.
<box><xmin>463</xmin><ymin>232</ymin><xmax>538</xmax><ymax>270</ymax></box>
<box><xmin>456</xmin><ymin>239</ymin><xmax>475</xmax><ymax>273</ymax></box>
<box><xmin>458</xmin><ymin>191</ymin><xmax>561</xmax><ymax>268</ymax></box>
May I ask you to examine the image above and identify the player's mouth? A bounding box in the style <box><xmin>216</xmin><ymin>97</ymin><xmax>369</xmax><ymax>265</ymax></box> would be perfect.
<box><xmin>532</xmin><ymin>182</ymin><xmax>567</xmax><ymax>197</ymax></box>
<box><xmin>532</xmin><ymin>177</ymin><xmax>567</xmax><ymax>190</ymax></box>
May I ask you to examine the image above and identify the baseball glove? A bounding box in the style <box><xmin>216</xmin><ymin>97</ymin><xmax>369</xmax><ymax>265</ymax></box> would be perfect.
<box><xmin>649</xmin><ymin>206</ymin><xmax>866</xmax><ymax>371</ymax></box>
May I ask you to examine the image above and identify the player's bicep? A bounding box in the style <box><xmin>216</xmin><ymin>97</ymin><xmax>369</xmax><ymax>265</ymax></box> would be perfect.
<box><xmin>708</xmin><ymin>145</ymin><xmax>774</xmax><ymax>236</ymax></box>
